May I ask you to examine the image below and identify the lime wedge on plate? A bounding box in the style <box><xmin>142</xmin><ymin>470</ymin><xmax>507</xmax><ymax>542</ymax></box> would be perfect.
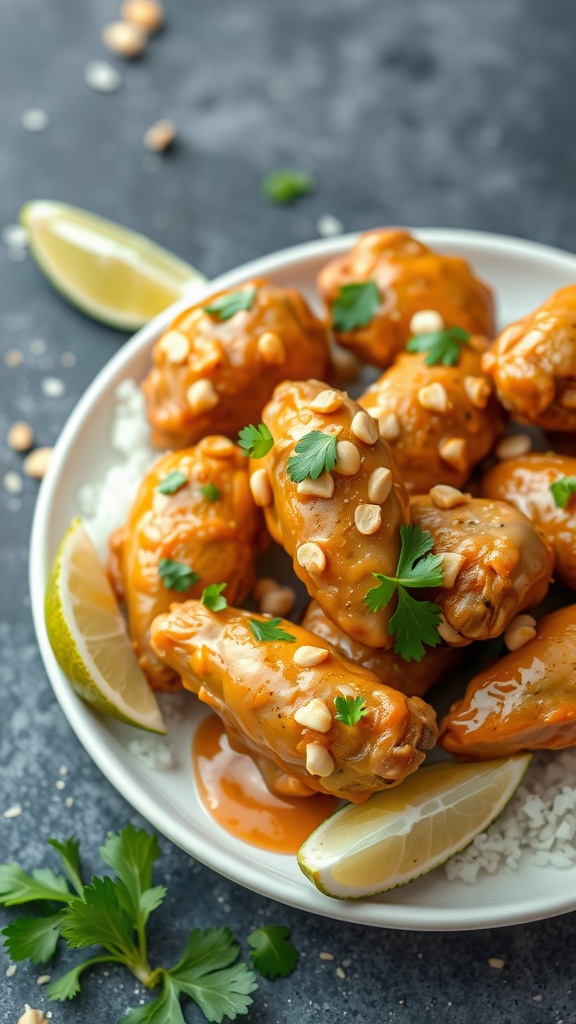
<box><xmin>298</xmin><ymin>754</ymin><xmax>531</xmax><ymax>899</ymax></box>
<box><xmin>21</xmin><ymin>200</ymin><xmax>206</xmax><ymax>330</ymax></box>
<box><xmin>45</xmin><ymin>518</ymin><xmax>166</xmax><ymax>733</ymax></box>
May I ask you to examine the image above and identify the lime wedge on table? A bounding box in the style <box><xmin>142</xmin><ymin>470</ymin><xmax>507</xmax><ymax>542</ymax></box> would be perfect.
<box><xmin>298</xmin><ymin>755</ymin><xmax>531</xmax><ymax>899</ymax></box>
<box><xmin>21</xmin><ymin>200</ymin><xmax>206</xmax><ymax>330</ymax></box>
<box><xmin>45</xmin><ymin>518</ymin><xmax>166</xmax><ymax>733</ymax></box>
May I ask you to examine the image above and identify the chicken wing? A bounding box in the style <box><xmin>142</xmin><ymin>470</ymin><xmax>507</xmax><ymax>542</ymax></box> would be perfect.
<box><xmin>301</xmin><ymin>600</ymin><xmax>464</xmax><ymax>698</ymax></box>
<box><xmin>142</xmin><ymin>278</ymin><xmax>330</xmax><ymax>449</ymax></box>
<box><xmin>359</xmin><ymin>341</ymin><xmax>504</xmax><ymax>493</ymax></box>
<box><xmin>482</xmin><ymin>284</ymin><xmax>576</xmax><ymax>432</ymax></box>
<box><xmin>317</xmin><ymin>228</ymin><xmax>495</xmax><ymax>368</ymax></box>
<box><xmin>480</xmin><ymin>453</ymin><xmax>576</xmax><ymax>590</ymax></box>
<box><xmin>108</xmin><ymin>437</ymin><xmax>265</xmax><ymax>690</ymax></box>
<box><xmin>410</xmin><ymin>494</ymin><xmax>553</xmax><ymax>645</ymax></box>
<box><xmin>150</xmin><ymin>602</ymin><xmax>438</xmax><ymax>802</ymax></box>
<box><xmin>251</xmin><ymin>379</ymin><xmax>410</xmax><ymax>648</ymax></box>
<box><xmin>439</xmin><ymin>605</ymin><xmax>576</xmax><ymax>758</ymax></box>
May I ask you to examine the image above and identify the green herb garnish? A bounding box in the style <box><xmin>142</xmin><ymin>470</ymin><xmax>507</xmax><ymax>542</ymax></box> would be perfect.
<box><xmin>550</xmin><ymin>476</ymin><xmax>576</xmax><ymax>509</ymax></box>
<box><xmin>262</xmin><ymin>168</ymin><xmax>315</xmax><ymax>205</ymax></box>
<box><xmin>201</xmin><ymin>583</ymin><xmax>228</xmax><ymax>612</ymax></box>
<box><xmin>238</xmin><ymin>423</ymin><xmax>274</xmax><ymax>459</ymax></box>
<box><xmin>330</xmin><ymin>280</ymin><xmax>380</xmax><ymax>333</ymax></box>
<box><xmin>365</xmin><ymin>525</ymin><xmax>444</xmax><ymax>662</ymax></box>
<box><xmin>201</xmin><ymin>482</ymin><xmax>220</xmax><ymax>502</ymax></box>
<box><xmin>247</xmin><ymin>926</ymin><xmax>298</xmax><ymax>979</ymax></box>
<box><xmin>158</xmin><ymin>558</ymin><xmax>200</xmax><ymax>593</ymax></box>
<box><xmin>203</xmin><ymin>287</ymin><xmax>256</xmax><ymax>321</ymax></box>
<box><xmin>248</xmin><ymin>618</ymin><xmax>296</xmax><ymax>643</ymax></box>
<box><xmin>158</xmin><ymin>470</ymin><xmax>187</xmax><ymax>495</ymax></box>
<box><xmin>0</xmin><ymin>825</ymin><xmax>259</xmax><ymax>1021</ymax></box>
<box><xmin>406</xmin><ymin>326</ymin><xmax>471</xmax><ymax>366</ymax></box>
<box><xmin>287</xmin><ymin>431</ymin><xmax>338</xmax><ymax>483</ymax></box>
<box><xmin>334</xmin><ymin>695</ymin><xmax>368</xmax><ymax>726</ymax></box>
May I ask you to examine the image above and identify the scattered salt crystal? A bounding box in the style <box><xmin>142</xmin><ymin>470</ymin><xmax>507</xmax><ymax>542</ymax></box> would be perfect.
<box><xmin>317</xmin><ymin>214</ymin><xmax>344</xmax><ymax>238</ymax></box>
<box><xmin>2</xmin><ymin>224</ymin><xmax>28</xmax><ymax>248</ymax></box>
<box><xmin>59</xmin><ymin>765</ymin><xmax>68</xmax><ymax>775</ymax></box>
<box><xmin>64</xmin><ymin>796</ymin><xmax>74</xmax><ymax>808</ymax></box>
<box><xmin>128</xmin><ymin>736</ymin><xmax>175</xmax><ymax>770</ymax></box>
<box><xmin>3</xmin><ymin>472</ymin><xmax>23</xmax><ymax>495</ymax></box>
<box><xmin>6</xmin><ymin>964</ymin><xmax>17</xmax><ymax>977</ymax></box>
<box><xmin>22</xmin><ymin>109</ymin><xmax>49</xmax><ymax>132</ymax></box>
<box><xmin>55</xmin><ymin>780</ymin><xmax>65</xmax><ymax>790</ymax></box>
<box><xmin>3</xmin><ymin>803</ymin><xmax>22</xmax><ymax>818</ymax></box>
<box><xmin>30</xmin><ymin>338</ymin><xmax>47</xmax><ymax>356</ymax></box>
<box><xmin>41</xmin><ymin>376</ymin><xmax>65</xmax><ymax>397</ymax></box>
<box><xmin>85</xmin><ymin>60</ymin><xmax>122</xmax><ymax>93</ymax></box>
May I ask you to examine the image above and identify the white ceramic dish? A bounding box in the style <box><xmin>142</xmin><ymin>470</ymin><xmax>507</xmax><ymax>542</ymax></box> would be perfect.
<box><xmin>30</xmin><ymin>229</ymin><xmax>576</xmax><ymax>931</ymax></box>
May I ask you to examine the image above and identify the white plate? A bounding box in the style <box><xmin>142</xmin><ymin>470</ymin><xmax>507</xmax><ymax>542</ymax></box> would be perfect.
<box><xmin>30</xmin><ymin>229</ymin><xmax>576</xmax><ymax>931</ymax></box>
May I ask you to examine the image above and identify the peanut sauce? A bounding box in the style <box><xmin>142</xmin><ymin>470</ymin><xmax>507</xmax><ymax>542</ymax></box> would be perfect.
<box><xmin>192</xmin><ymin>714</ymin><xmax>339</xmax><ymax>853</ymax></box>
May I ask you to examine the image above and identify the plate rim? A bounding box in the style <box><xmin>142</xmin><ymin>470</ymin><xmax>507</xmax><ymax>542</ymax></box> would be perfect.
<box><xmin>29</xmin><ymin>226</ymin><xmax>576</xmax><ymax>931</ymax></box>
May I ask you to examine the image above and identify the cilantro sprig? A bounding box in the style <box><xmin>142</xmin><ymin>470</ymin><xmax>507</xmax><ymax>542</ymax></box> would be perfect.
<box><xmin>0</xmin><ymin>825</ymin><xmax>279</xmax><ymax>1022</ymax></box>
<box><xmin>238</xmin><ymin>423</ymin><xmax>274</xmax><ymax>459</ymax></box>
<box><xmin>287</xmin><ymin>431</ymin><xmax>338</xmax><ymax>483</ymax></box>
<box><xmin>203</xmin><ymin>287</ymin><xmax>256</xmax><ymax>321</ymax></box>
<box><xmin>201</xmin><ymin>583</ymin><xmax>228</xmax><ymax>612</ymax></box>
<box><xmin>365</xmin><ymin>524</ymin><xmax>444</xmax><ymax>662</ymax></box>
<box><xmin>158</xmin><ymin>558</ymin><xmax>200</xmax><ymax>593</ymax></box>
<box><xmin>248</xmin><ymin>618</ymin><xmax>296</xmax><ymax>643</ymax></box>
<box><xmin>550</xmin><ymin>476</ymin><xmax>576</xmax><ymax>509</ymax></box>
<box><xmin>330</xmin><ymin>280</ymin><xmax>381</xmax><ymax>333</ymax></box>
<box><xmin>158</xmin><ymin>470</ymin><xmax>187</xmax><ymax>495</ymax></box>
<box><xmin>262</xmin><ymin>168</ymin><xmax>315</xmax><ymax>205</ymax></box>
<box><xmin>406</xmin><ymin>326</ymin><xmax>471</xmax><ymax>366</ymax></box>
<box><xmin>201</xmin><ymin>482</ymin><xmax>221</xmax><ymax>502</ymax></box>
<box><xmin>334</xmin><ymin>695</ymin><xmax>368</xmax><ymax>726</ymax></box>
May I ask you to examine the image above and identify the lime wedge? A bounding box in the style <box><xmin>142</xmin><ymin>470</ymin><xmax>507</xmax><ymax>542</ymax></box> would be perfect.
<box><xmin>45</xmin><ymin>518</ymin><xmax>166</xmax><ymax>733</ymax></box>
<box><xmin>298</xmin><ymin>754</ymin><xmax>531</xmax><ymax>899</ymax></box>
<box><xmin>21</xmin><ymin>200</ymin><xmax>206</xmax><ymax>330</ymax></box>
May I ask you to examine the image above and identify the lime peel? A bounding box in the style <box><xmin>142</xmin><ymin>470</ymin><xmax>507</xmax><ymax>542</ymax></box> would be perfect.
<box><xmin>45</xmin><ymin>518</ymin><xmax>166</xmax><ymax>734</ymax></box>
<box><xmin>297</xmin><ymin>754</ymin><xmax>531</xmax><ymax>899</ymax></box>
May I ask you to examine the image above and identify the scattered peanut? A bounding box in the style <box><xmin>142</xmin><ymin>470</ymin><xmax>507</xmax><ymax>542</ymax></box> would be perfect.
<box><xmin>417</xmin><ymin>382</ymin><xmax>450</xmax><ymax>413</ymax></box>
<box><xmin>23</xmin><ymin>447</ymin><xmax>53</xmax><ymax>479</ymax></box>
<box><xmin>334</xmin><ymin>439</ymin><xmax>360</xmax><ymax>475</ymax></box>
<box><xmin>351</xmin><ymin>410</ymin><xmax>379</xmax><ymax>445</ymax></box>
<box><xmin>504</xmin><ymin>614</ymin><xmax>537</xmax><ymax>651</ymax></box>
<box><xmin>160</xmin><ymin>330</ymin><xmax>189</xmax><ymax>363</ymax></box>
<box><xmin>201</xmin><ymin>436</ymin><xmax>235</xmax><ymax>459</ymax></box>
<box><xmin>560</xmin><ymin>388</ymin><xmax>576</xmax><ymax>410</ymax></box>
<box><xmin>144</xmin><ymin>119</ymin><xmax>177</xmax><ymax>152</ymax></box>
<box><xmin>429</xmin><ymin>484</ymin><xmax>471</xmax><ymax>510</ymax></box>
<box><xmin>260</xmin><ymin>585</ymin><xmax>296</xmax><ymax>618</ymax></box>
<box><xmin>354</xmin><ymin>503</ymin><xmax>382</xmax><ymax>536</ymax></box>
<box><xmin>438</xmin><ymin>614</ymin><xmax>470</xmax><ymax>646</ymax></box>
<box><xmin>7</xmin><ymin>421</ymin><xmax>34</xmax><ymax>452</ymax></box>
<box><xmin>17</xmin><ymin>1007</ymin><xmax>48</xmax><ymax>1024</ymax></box>
<box><xmin>257</xmin><ymin>331</ymin><xmax>285</xmax><ymax>365</ymax></box>
<box><xmin>438</xmin><ymin>436</ymin><xmax>468</xmax><ymax>472</ymax></box>
<box><xmin>377</xmin><ymin>411</ymin><xmax>401</xmax><ymax>441</ymax></box>
<box><xmin>186</xmin><ymin>379</ymin><xmax>219</xmax><ymax>414</ymax></box>
<box><xmin>294</xmin><ymin>698</ymin><xmax>332</xmax><ymax>733</ymax></box>
<box><xmin>409</xmin><ymin>309</ymin><xmax>445</xmax><ymax>335</ymax></box>
<box><xmin>249</xmin><ymin>467</ymin><xmax>273</xmax><ymax>507</ymax></box>
<box><xmin>464</xmin><ymin>375</ymin><xmax>491</xmax><ymax>409</ymax></box>
<box><xmin>495</xmin><ymin>434</ymin><xmax>532</xmax><ymax>460</ymax></box>
<box><xmin>367</xmin><ymin>466</ymin><xmax>392</xmax><ymax>504</ymax></box>
<box><xmin>305</xmin><ymin>742</ymin><xmax>335</xmax><ymax>777</ymax></box>
<box><xmin>440</xmin><ymin>552</ymin><xmax>466</xmax><ymax>589</ymax></box>
<box><xmin>122</xmin><ymin>0</ymin><xmax>165</xmax><ymax>32</ymax></box>
<box><xmin>252</xmin><ymin>577</ymin><xmax>279</xmax><ymax>604</ymax></box>
<box><xmin>297</xmin><ymin>542</ymin><xmax>327</xmax><ymax>573</ymax></box>
<box><xmin>309</xmin><ymin>389</ymin><xmax>343</xmax><ymax>414</ymax></box>
<box><xmin>102</xmin><ymin>20</ymin><xmax>147</xmax><ymax>58</ymax></box>
<box><xmin>294</xmin><ymin>645</ymin><xmax>330</xmax><ymax>668</ymax></box>
<box><xmin>297</xmin><ymin>472</ymin><xmax>335</xmax><ymax>498</ymax></box>
<box><xmin>330</xmin><ymin>347</ymin><xmax>360</xmax><ymax>383</ymax></box>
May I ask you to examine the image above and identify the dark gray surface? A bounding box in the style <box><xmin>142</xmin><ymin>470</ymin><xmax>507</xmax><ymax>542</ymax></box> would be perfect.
<box><xmin>1</xmin><ymin>0</ymin><xmax>576</xmax><ymax>1021</ymax></box>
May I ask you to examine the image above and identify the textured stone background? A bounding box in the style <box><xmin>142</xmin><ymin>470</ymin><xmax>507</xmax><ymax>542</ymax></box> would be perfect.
<box><xmin>2</xmin><ymin>0</ymin><xmax>576</xmax><ymax>1021</ymax></box>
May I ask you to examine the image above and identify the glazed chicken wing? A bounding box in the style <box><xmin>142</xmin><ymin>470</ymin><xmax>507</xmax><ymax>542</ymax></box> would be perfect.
<box><xmin>142</xmin><ymin>278</ymin><xmax>330</xmax><ymax>449</ymax></box>
<box><xmin>439</xmin><ymin>605</ymin><xmax>576</xmax><ymax>758</ymax></box>
<box><xmin>482</xmin><ymin>284</ymin><xmax>576</xmax><ymax>432</ymax></box>
<box><xmin>359</xmin><ymin>341</ymin><xmax>504</xmax><ymax>493</ymax></box>
<box><xmin>481</xmin><ymin>453</ymin><xmax>576</xmax><ymax>589</ymax></box>
<box><xmin>251</xmin><ymin>379</ymin><xmax>410</xmax><ymax>648</ymax></box>
<box><xmin>150</xmin><ymin>603</ymin><xmax>438</xmax><ymax>802</ymax></box>
<box><xmin>301</xmin><ymin>600</ymin><xmax>464</xmax><ymax>698</ymax></box>
<box><xmin>410</xmin><ymin>493</ymin><xmax>553</xmax><ymax>645</ymax></box>
<box><xmin>109</xmin><ymin>437</ymin><xmax>265</xmax><ymax>690</ymax></box>
<box><xmin>317</xmin><ymin>228</ymin><xmax>495</xmax><ymax>368</ymax></box>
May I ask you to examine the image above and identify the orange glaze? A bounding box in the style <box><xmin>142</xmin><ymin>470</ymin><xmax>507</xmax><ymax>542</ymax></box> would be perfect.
<box><xmin>192</xmin><ymin>714</ymin><xmax>339</xmax><ymax>853</ymax></box>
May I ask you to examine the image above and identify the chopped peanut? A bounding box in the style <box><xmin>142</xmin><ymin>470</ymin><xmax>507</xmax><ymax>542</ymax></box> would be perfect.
<box><xmin>305</xmin><ymin>742</ymin><xmax>335</xmax><ymax>777</ymax></box>
<box><xmin>297</xmin><ymin>542</ymin><xmax>327</xmax><ymax>573</ymax></box>
<box><xmin>295</xmin><ymin>698</ymin><xmax>332</xmax><ymax>732</ymax></box>
<box><xmin>249</xmin><ymin>467</ymin><xmax>273</xmax><ymax>507</ymax></box>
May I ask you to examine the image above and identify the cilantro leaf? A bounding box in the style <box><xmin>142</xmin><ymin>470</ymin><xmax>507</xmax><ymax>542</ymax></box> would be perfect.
<box><xmin>247</xmin><ymin>926</ymin><xmax>298</xmax><ymax>979</ymax></box>
<box><xmin>248</xmin><ymin>618</ymin><xmax>296</xmax><ymax>643</ymax></box>
<box><xmin>334</xmin><ymin>695</ymin><xmax>368</xmax><ymax>726</ymax></box>
<box><xmin>331</xmin><ymin>280</ymin><xmax>381</xmax><ymax>333</ymax></box>
<box><xmin>0</xmin><ymin>864</ymin><xmax>72</xmax><ymax>906</ymax></box>
<box><xmin>2</xmin><ymin>911</ymin><xmax>65</xmax><ymax>963</ymax></box>
<box><xmin>406</xmin><ymin>326</ymin><xmax>471</xmax><ymax>366</ymax></box>
<box><xmin>169</xmin><ymin>927</ymin><xmax>257</xmax><ymax>1023</ymax></box>
<box><xmin>201</xmin><ymin>583</ymin><xmax>228</xmax><ymax>612</ymax></box>
<box><xmin>203</xmin><ymin>287</ymin><xmax>256</xmax><ymax>321</ymax></box>
<box><xmin>550</xmin><ymin>476</ymin><xmax>576</xmax><ymax>509</ymax></box>
<box><xmin>262</xmin><ymin>167</ymin><xmax>315</xmax><ymax>205</ymax></box>
<box><xmin>121</xmin><ymin>974</ymin><xmax>186</xmax><ymax>1024</ymax></box>
<box><xmin>238</xmin><ymin>423</ymin><xmax>273</xmax><ymax>459</ymax></box>
<box><xmin>158</xmin><ymin>471</ymin><xmax>187</xmax><ymax>495</ymax></box>
<box><xmin>99</xmin><ymin>826</ymin><xmax>165</xmax><ymax>933</ymax></box>
<box><xmin>389</xmin><ymin>588</ymin><xmax>442</xmax><ymax>662</ymax></box>
<box><xmin>158</xmin><ymin>558</ymin><xmax>200</xmax><ymax>593</ymax></box>
<box><xmin>201</xmin><ymin>482</ymin><xmax>220</xmax><ymax>502</ymax></box>
<box><xmin>48</xmin><ymin>955</ymin><xmax>114</xmax><ymax>1001</ymax></box>
<box><xmin>365</xmin><ymin>525</ymin><xmax>444</xmax><ymax>662</ymax></box>
<box><xmin>47</xmin><ymin>837</ymin><xmax>83</xmax><ymax>896</ymax></box>
<box><xmin>61</xmin><ymin>877</ymin><xmax>138</xmax><ymax>961</ymax></box>
<box><xmin>287</xmin><ymin>431</ymin><xmax>338</xmax><ymax>483</ymax></box>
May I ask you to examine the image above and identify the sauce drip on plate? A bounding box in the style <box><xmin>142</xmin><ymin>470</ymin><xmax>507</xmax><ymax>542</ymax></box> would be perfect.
<box><xmin>193</xmin><ymin>714</ymin><xmax>338</xmax><ymax>853</ymax></box>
